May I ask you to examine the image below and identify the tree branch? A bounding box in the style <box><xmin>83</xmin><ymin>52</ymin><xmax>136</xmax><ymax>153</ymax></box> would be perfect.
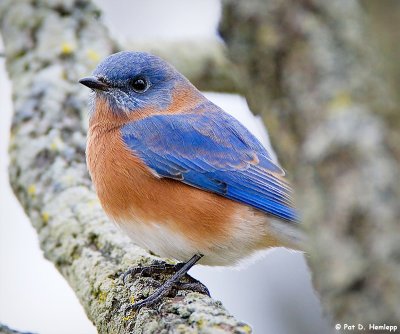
<box><xmin>220</xmin><ymin>0</ymin><xmax>400</xmax><ymax>327</ymax></box>
<box><xmin>0</xmin><ymin>0</ymin><xmax>251</xmax><ymax>332</ymax></box>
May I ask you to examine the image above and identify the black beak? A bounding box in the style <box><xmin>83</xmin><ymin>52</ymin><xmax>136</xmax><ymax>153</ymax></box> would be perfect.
<box><xmin>79</xmin><ymin>77</ymin><xmax>109</xmax><ymax>91</ymax></box>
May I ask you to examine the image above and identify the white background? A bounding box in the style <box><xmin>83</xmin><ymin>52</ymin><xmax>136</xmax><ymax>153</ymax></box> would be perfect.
<box><xmin>0</xmin><ymin>1</ymin><xmax>332</xmax><ymax>333</ymax></box>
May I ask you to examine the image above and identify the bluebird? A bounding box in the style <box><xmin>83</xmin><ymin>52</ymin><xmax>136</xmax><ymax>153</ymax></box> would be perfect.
<box><xmin>79</xmin><ymin>51</ymin><xmax>301</xmax><ymax>311</ymax></box>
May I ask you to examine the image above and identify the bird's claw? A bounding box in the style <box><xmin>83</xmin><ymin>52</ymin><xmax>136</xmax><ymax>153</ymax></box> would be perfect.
<box><xmin>174</xmin><ymin>280</ymin><xmax>211</xmax><ymax>296</ymax></box>
<box><xmin>124</xmin><ymin>275</ymin><xmax>210</xmax><ymax>315</ymax></box>
<box><xmin>122</xmin><ymin>268</ymin><xmax>138</xmax><ymax>284</ymax></box>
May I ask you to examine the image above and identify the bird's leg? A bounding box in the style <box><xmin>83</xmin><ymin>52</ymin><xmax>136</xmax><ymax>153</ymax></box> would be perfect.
<box><xmin>125</xmin><ymin>253</ymin><xmax>204</xmax><ymax>314</ymax></box>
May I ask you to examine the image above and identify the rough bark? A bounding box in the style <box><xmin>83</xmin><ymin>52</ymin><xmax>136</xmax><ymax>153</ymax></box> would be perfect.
<box><xmin>220</xmin><ymin>0</ymin><xmax>400</xmax><ymax>330</ymax></box>
<box><xmin>0</xmin><ymin>0</ymin><xmax>251</xmax><ymax>333</ymax></box>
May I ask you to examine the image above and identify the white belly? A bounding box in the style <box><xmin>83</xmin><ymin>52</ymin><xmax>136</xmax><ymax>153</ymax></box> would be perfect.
<box><xmin>117</xmin><ymin>218</ymin><xmax>199</xmax><ymax>263</ymax></box>
<box><xmin>112</xmin><ymin>206</ymin><xmax>299</xmax><ymax>266</ymax></box>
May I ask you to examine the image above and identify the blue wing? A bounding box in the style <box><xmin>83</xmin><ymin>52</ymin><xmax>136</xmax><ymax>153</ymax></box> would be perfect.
<box><xmin>121</xmin><ymin>107</ymin><xmax>298</xmax><ymax>222</ymax></box>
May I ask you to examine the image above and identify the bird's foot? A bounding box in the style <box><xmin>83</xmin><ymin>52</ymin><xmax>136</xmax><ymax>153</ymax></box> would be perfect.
<box><xmin>124</xmin><ymin>254</ymin><xmax>205</xmax><ymax>314</ymax></box>
<box><xmin>122</xmin><ymin>261</ymin><xmax>184</xmax><ymax>284</ymax></box>
<box><xmin>124</xmin><ymin>276</ymin><xmax>210</xmax><ymax>315</ymax></box>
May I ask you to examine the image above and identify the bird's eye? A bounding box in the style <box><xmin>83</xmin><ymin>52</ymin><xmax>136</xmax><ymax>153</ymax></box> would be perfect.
<box><xmin>131</xmin><ymin>77</ymin><xmax>149</xmax><ymax>93</ymax></box>
<box><xmin>97</xmin><ymin>76</ymin><xmax>108</xmax><ymax>83</ymax></box>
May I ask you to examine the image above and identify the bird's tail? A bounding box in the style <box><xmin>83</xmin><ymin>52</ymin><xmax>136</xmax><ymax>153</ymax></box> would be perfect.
<box><xmin>268</xmin><ymin>218</ymin><xmax>307</xmax><ymax>251</ymax></box>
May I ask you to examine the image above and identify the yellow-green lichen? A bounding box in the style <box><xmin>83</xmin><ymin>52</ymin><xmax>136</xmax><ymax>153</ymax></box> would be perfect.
<box><xmin>196</xmin><ymin>318</ymin><xmax>205</xmax><ymax>329</ymax></box>
<box><xmin>174</xmin><ymin>324</ymin><xmax>189</xmax><ymax>333</ymax></box>
<box><xmin>98</xmin><ymin>290</ymin><xmax>108</xmax><ymax>303</ymax></box>
<box><xmin>27</xmin><ymin>184</ymin><xmax>36</xmax><ymax>196</ymax></box>
<box><xmin>239</xmin><ymin>324</ymin><xmax>252</xmax><ymax>334</ymax></box>
<box><xmin>60</xmin><ymin>42</ymin><xmax>75</xmax><ymax>55</ymax></box>
<box><xmin>122</xmin><ymin>314</ymin><xmax>134</xmax><ymax>322</ymax></box>
<box><xmin>328</xmin><ymin>91</ymin><xmax>352</xmax><ymax>110</ymax></box>
<box><xmin>49</xmin><ymin>136</ymin><xmax>64</xmax><ymax>151</ymax></box>
<box><xmin>61</xmin><ymin>174</ymin><xmax>75</xmax><ymax>187</ymax></box>
<box><xmin>257</xmin><ymin>24</ymin><xmax>279</xmax><ymax>47</ymax></box>
<box><xmin>71</xmin><ymin>245</ymin><xmax>81</xmax><ymax>260</ymax></box>
<box><xmin>165</xmin><ymin>258</ymin><xmax>179</xmax><ymax>265</ymax></box>
<box><xmin>41</xmin><ymin>211</ymin><xmax>49</xmax><ymax>224</ymax></box>
<box><xmin>87</xmin><ymin>49</ymin><xmax>100</xmax><ymax>62</ymax></box>
<box><xmin>87</xmin><ymin>198</ymin><xmax>100</xmax><ymax>208</ymax></box>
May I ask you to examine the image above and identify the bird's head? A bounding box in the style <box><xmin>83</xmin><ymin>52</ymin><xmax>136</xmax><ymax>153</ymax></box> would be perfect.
<box><xmin>79</xmin><ymin>51</ymin><xmax>185</xmax><ymax>115</ymax></box>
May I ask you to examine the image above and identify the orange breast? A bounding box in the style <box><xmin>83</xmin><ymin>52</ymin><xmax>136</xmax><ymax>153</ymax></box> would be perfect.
<box><xmin>86</xmin><ymin>123</ymin><xmax>246</xmax><ymax>250</ymax></box>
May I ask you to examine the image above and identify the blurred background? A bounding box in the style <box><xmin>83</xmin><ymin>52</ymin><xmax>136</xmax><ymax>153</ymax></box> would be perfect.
<box><xmin>4</xmin><ymin>0</ymin><xmax>399</xmax><ymax>333</ymax></box>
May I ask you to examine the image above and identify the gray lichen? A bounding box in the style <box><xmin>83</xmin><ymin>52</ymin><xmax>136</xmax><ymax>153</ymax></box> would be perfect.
<box><xmin>0</xmin><ymin>0</ymin><xmax>251</xmax><ymax>333</ymax></box>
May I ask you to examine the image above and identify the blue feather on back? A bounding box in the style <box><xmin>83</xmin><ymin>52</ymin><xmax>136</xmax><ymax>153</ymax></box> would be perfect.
<box><xmin>121</xmin><ymin>104</ymin><xmax>298</xmax><ymax>223</ymax></box>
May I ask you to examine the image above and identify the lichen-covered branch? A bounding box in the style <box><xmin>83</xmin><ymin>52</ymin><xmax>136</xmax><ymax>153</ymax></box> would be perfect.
<box><xmin>220</xmin><ymin>0</ymin><xmax>400</xmax><ymax>328</ymax></box>
<box><xmin>0</xmin><ymin>0</ymin><xmax>251</xmax><ymax>333</ymax></box>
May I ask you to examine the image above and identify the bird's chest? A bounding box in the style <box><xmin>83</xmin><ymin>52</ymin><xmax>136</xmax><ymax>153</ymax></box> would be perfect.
<box><xmin>87</xmin><ymin>127</ymin><xmax>154</xmax><ymax>220</ymax></box>
<box><xmin>86</xmin><ymin>127</ymin><xmax>203</xmax><ymax>260</ymax></box>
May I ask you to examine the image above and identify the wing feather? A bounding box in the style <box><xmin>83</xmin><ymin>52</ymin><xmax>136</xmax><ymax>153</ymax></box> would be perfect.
<box><xmin>121</xmin><ymin>107</ymin><xmax>298</xmax><ymax>222</ymax></box>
